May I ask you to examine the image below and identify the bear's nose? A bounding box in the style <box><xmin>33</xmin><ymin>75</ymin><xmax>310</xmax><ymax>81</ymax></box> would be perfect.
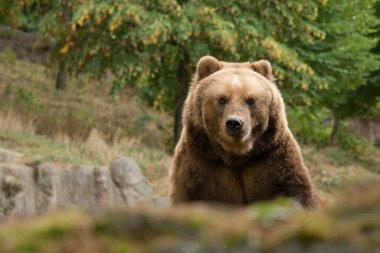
<box><xmin>226</xmin><ymin>117</ymin><xmax>243</xmax><ymax>132</ymax></box>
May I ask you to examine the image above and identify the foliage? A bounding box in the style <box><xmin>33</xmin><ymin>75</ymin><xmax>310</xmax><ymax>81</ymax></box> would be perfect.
<box><xmin>0</xmin><ymin>0</ymin><xmax>45</xmax><ymax>31</ymax></box>
<box><xmin>48</xmin><ymin>0</ymin><xmax>330</xmax><ymax>109</ymax></box>
<box><xmin>359</xmin><ymin>0</ymin><xmax>380</xmax><ymax>116</ymax></box>
<box><xmin>287</xmin><ymin>106</ymin><xmax>331</xmax><ymax>145</ymax></box>
<box><xmin>1</xmin><ymin>0</ymin><xmax>380</xmax><ymax>142</ymax></box>
<box><xmin>300</xmin><ymin>0</ymin><xmax>379</xmax><ymax>118</ymax></box>
<box><xmin>338</xmin><ymin>125</ymin><xmax>378</xmax><ymax>157</ymax></box>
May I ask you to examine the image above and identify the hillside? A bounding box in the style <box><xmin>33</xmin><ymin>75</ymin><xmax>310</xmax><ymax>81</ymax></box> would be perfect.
<box><xmin>0</xmin><ymin>56</ymin><xmax>172</xmax><ymax>197</ymax></box>
<box><xmin>1</xmin><ymin>56</ymin><xmax>380</xmax><ymax>199</ymax></box>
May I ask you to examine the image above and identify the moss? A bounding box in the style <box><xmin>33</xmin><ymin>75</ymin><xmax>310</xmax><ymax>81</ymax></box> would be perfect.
<box><xmin>224</xmin><ymin>231</ymin><xmax>247</xmax><ymax>247</ymax></box>
<box><xmin>0</xmin><ymin>192</ymin><xmax>379</xmax><ymax>253</ymax></box>
<box><xmin>14</xmin><ymin>242</ymin><xmax>39</xmax><ymax>253</ymax></box>
<box><xmin>247</xmin><ymin>198</ymin><xmax>296</xmax><ymax>227</ymax></box>
<box><xmin>293</xmin><ymin>214</ymin><xmax>331</xmax><ymax>247</ymax></box>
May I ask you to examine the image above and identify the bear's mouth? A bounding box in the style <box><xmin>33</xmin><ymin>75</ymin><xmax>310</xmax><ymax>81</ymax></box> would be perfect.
<box><xmin>227</xmin><ymin>131</ymin><xmax>244</xmax><ymax>139</ymax></box>
<box><xmin>225</xmin><ymin>128</ymin><xmax>249</xmax><ymax>141</ymax></box>
<box><xmin>217</xmin><ymin>132</ymin><xmax>253</xmax><ymax>155</ymax></box>
<box><xmin>224</xmin><ymin>130</ymin><xmax>250</xmax><ymax>144</ymax></box>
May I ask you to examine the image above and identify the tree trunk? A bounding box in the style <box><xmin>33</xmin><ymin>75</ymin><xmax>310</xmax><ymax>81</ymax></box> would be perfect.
<box><xmin>55</xmin><ymin>1</ymin><xmax>70</xmax><ymax>91</ymax></box>
<box><xmin>329</xmin><ymin>113</ymin><xmax>340</xmax><ymax>145</ymax></box>
<box><xmin>55</xmin><ymin>62</ymin><xmax>67</xmax><ymax>90</ymax></box>
<box><xmin>174</xmin><ymin>53</ymin><xmax>190</xmax><ymax>145</ymax></box>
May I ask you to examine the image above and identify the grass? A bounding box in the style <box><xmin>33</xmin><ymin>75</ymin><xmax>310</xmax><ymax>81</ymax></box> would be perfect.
<box><xmin>0</xmin><ymin>55</ymin><xmax>172</xmax><ymax>148</ymax></box>
<box><xmin>0</xmin><ymin>130</ymin><xmax>90</xmax><ymax>165</ymax></box>
<box><xmin>302</xmin><ymin>145</ymin><xmax>380</xmax><ymax>193</ymax></box>
<box><xmin>0</xmin><ymin>112</ymin><xmax>171</xmax><ymax>197</ymax></box>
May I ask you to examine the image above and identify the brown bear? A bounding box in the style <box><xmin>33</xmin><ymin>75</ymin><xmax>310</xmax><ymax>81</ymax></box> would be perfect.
<box><xmin>169</xmin><ymin>56</ymin><xmax>320</xmax><ymax>208</ymax></box>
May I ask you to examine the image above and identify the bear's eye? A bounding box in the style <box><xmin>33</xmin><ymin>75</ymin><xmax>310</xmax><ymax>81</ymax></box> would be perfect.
<box><xmin>218</xmin><ymin>96</ymin><xmax>227</xmax><ymax>106</ymax></box>
<box><xmin>246</xmin><ymin>97</ymin><xmax>255</xmax><ymax>106</ymax></box>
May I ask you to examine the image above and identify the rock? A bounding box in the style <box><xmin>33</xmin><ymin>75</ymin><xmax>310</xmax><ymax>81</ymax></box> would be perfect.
<box><xmin>110</xmin><ymin>157</ymin><xmax>153</xmax><ymax>206</ymax></box>
<box><xmin>59</xmin><ymin>165</ymin><xmax>95</xmax><ymax>209</ymax></box>
<box><xmin>0</xmin><ymin>156</ymin><xmax>153</xmax><ymax>217</ymax></box>
<box><xmin>0</xmin><ymin>148</ymin><xmax>22</xmax><ymax>163</ymax></box>
<box><xmin>33</xmin><ymin>163</ymin><xmax>60</xmax><ymax>212</ymax></box>
<box><xmin>94</xmin><ymin>166</ymin><xmax>112</xmax><ymax>209</ymax></box>
<box><xmin>0</xmin><ymin>163</ymin><xmax>34</xmax><ymax>216</ymax></box>
<box><xmin>2</xmin><ymin>175</ymin><xmax>23</xmax><ymax>198</ymax></box>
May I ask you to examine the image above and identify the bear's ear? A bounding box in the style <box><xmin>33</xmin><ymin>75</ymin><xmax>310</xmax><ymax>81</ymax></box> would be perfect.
<box><xmin>196</xmin><ymin>56</ymin><xmax>222</xmax><ymax>81</ymax></box>
<box><xmin>251</xmin><ymin>60</ymin><xmax>274</xmax><ymax>81</ymax></box>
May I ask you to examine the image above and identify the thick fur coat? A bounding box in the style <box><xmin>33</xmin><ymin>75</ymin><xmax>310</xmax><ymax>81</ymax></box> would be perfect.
<box><xmin>169</xmin><ymin>56</ymin><xmax>320</xmax><ymax>208</ymax></box>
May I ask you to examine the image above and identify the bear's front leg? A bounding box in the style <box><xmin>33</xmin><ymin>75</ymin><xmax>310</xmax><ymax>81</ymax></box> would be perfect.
<box><xmin>169</xmin><ymin>167</ymin><xmax>191</xmax><ymax>204</ymax></box>
<box><xmin>273</xmin><ymin>169</ymin><xmax>320</xmax><ymax>208</ymax></box>
<box><xmin>169</xmin><ymin>154</ymin><xmax>203</xmax><ymax>204</ymax></box>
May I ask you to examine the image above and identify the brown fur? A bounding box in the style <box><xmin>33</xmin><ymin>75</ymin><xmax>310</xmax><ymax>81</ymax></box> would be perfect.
<box><xmin>169</xmin><ymin>56</ymin><xmax>320</xmax><ymax>208</ymax></box>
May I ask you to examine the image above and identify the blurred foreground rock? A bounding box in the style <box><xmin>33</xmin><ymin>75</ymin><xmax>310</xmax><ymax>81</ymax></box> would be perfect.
<box><xmin>0</xmin><ymin>153</ymin><xmax>152</xmax><ymax>217</ymax></box>
<box><xmin>0</xmin><ymin>179</ymin><xmax>379</xmax><ymax>253</ymax></box>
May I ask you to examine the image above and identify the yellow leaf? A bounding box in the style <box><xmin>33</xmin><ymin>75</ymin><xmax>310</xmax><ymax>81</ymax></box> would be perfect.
<box><xmin>153</xmin><ymin>100</ymin><xmax>158</xmax><ymax>109</ymax></box>
<box><xmin>89</xmin><ymin>49</ymin><xmax>97</xmax><ymax>55</ymax></box>
<box><xmin>59</xmin><ymin>44</ymin><xmax>70</xmax><ymax>54</ymax></box>
<box><xmin>150</xmin><ymin>35</ymin><xmax>157</xmax><ymax>44</ymax></box>
<box><xmin>77</xmin><ymin>18</ymin><xmax>84</xmax><ymax>27</ymax></box>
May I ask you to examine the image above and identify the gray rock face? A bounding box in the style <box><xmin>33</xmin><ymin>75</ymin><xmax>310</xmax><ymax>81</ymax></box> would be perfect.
<box><xmin>110</xmin><ymin>157</ymin><xmax>153</xmax><ymax>206</ymax></box>
<box><xmin>0</xmin><ymin>154</ymin><xmax>153</xmax><ymax>217</ymax></box>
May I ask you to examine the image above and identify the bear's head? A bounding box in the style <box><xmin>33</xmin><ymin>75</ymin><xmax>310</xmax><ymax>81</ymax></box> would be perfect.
<box><xmin>184</xmin><ymin>56</ymin><xmax>287</xmax><ymax>156</ymax></box>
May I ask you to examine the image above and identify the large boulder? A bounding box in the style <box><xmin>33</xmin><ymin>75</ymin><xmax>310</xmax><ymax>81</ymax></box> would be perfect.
<box><xmin>110</xmin><ymin>157</ymin><xmax>152</xmax><ymax>206</ymax></box>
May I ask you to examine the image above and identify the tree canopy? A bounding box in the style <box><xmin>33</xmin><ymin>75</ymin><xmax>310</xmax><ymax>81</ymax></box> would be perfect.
<box><xmin>1</xmin><ymin>0</ymin><xmax>379</xmax><ymax>143</ymax></box>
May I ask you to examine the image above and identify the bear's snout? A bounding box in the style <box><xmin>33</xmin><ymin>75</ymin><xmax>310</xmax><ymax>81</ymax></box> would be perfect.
<box><xmin>226</xmin><ymin>116</ymin><xmax>244</xmax><ymax>137</ymax></box>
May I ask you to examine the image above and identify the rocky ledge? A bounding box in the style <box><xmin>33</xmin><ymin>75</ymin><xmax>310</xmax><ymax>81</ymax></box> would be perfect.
<box><xmin>0</xmin><ymin>148</ymin><xmax>153</xmax><ymax>217</ymax></box>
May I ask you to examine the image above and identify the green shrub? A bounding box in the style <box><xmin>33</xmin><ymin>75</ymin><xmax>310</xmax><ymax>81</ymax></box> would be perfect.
<box><xmin>337</xmin><ymin>125</ymin><xmax>373</xmax><ymax>158</ymax></box>
<box><xmin>1</xmin><ymin>47</ymin><xmax>17</xmax><ymax>65</ymax></box>
<box><xmin>287</xmin><ymin>106</ymin><xmax>331</xmax><ymax>145</ymax></box>
<box><xmin>15</xmin><ymin>87</ymin><xmax>46</xmax><ymax>113</ymax></box>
